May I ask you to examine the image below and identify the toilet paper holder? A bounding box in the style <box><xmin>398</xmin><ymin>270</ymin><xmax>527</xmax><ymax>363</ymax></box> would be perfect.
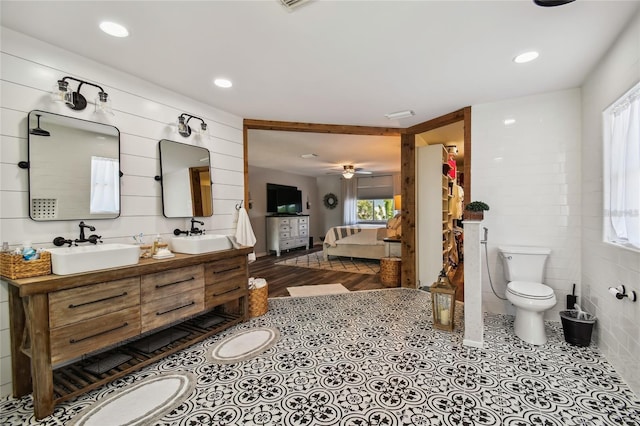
<box><xmin>608</xmin><ymin>285</ymin><xmax>637</xmax><ymax>302</ymax></box>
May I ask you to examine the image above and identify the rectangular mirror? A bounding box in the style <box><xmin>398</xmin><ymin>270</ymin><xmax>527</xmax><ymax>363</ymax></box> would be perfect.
<box><xmin>158</xmin><ymin>139</ymin><xmax>213</xmax><ymax>218</ymax></box>
<box><xmin>27</xmin><ymin>110</ymin><xmax>121</xmax><ymax>221</ymax></box>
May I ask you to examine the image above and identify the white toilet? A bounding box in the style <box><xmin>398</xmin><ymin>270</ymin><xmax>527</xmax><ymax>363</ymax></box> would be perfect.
<box><xmin>498</xmin><ymin>245</ymin><xmax>556</xmax><ymax>345</ymax></box>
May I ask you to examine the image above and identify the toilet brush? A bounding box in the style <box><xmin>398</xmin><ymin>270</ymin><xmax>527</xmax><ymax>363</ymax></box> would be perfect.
<box><xmin>566</xmin><ymin>283</ymin><xmax>577</xmax><ymax>310</ymax></box>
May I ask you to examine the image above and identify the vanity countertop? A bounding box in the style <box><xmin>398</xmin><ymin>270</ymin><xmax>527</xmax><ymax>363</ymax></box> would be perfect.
<box><xmin>5</xmin><ymin>246</ymin><xmax>254</xmax><ymax>297</ymax></box>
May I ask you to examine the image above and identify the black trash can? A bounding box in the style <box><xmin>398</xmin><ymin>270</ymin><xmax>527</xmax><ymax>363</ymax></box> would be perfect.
<box><xmin>559</xmin><ymin>310</ymin><xmax>596</xmax><ymax>347</ymax></box>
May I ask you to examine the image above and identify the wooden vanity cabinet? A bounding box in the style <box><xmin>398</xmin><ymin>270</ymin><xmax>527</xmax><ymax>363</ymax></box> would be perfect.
<box><xmin>6</xmin><ymin>247</ymin><xmax>252</xmax><ymax>420</ymax></box>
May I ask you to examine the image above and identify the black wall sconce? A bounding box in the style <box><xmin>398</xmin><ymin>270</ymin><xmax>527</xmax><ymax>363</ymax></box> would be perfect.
<box><xmin>52</xmin><ymin>76</ymin><xmax>113</xmax><ymax>114</ymax></box>
<box><xmin>177</xmin><ymin>113</ymin><xmax>208</xmax><ymax>137</ymax></box>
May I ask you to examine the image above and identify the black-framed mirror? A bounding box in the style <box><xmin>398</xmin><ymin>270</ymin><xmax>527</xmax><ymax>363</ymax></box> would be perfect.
<box><xmin>158</xmin><ymin>139</ymin><xmax>213</xmax><ymax>218</ymax></box>
<box><xmin>26</xmin><ymin>110</ymin><xmax>121</xmax><ymax>221</ymax></box>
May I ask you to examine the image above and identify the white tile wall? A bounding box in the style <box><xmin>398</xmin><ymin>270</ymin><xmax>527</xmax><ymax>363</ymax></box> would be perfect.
<box><xmin>471</xmin><ymin>89</ymin><xmax>582</xmax><ymax>321</ymax></box>
<box><xmin>0</xmin><ymin>27</ymin><xmax>245</xmax><ymax>397</ymax></box>
<box><xmin>580</xmin><ymin>11</ymin><xmax>640</xmax><ymax>394</ymax></box>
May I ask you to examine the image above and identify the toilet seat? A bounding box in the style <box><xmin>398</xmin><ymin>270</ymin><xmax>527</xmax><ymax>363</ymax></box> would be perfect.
<box><xmin>507</xmin><ymin>281</ymin><xmax>554</xmax><ymax>300</ymax></box>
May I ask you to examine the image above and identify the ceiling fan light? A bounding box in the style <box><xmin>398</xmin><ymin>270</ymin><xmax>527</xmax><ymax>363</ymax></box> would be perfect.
<box><xmin>342</xmin><ymin>165</ymin><xmax>355</xmax><ymax>179</ymax></box>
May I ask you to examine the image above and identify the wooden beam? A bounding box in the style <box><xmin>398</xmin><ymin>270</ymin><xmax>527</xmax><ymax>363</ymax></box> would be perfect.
<box><xmin>244</xmin><ymin>119</ymin><xmax>401</xmax><ymax>136</ymax></box>
<box><xmin>404</xmin><ymin>108</ymin><xmax>466</xmax><ymax>135</ymax></box>
<box><xmin>400</xmin><ymin>133</ymin><xmax>416</xmax><ymax>289</ymax></box>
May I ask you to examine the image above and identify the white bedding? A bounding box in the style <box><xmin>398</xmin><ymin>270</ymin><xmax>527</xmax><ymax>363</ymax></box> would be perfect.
<box><xmin>323</xmin><ymin>225</ymin><xmax>385</xmax><ymax>247</ymax></box>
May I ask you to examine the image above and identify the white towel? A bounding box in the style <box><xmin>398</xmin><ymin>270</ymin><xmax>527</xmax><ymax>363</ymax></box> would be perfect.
<box><xmin>235</xmin><ymin>207</ymin><xmax>257</xmax><ymax>247</ymax></box>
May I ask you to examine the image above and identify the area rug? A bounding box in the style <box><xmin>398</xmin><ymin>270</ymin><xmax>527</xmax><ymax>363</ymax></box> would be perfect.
<box><xmin>287</xmin><ymin>283</ymin><xmax>350</xmax><ymax>297</ymax></box>
<box><xmin>275</xmin><ymin>251</ymin><xmax>379</xmax><ymax>275</ymax></box>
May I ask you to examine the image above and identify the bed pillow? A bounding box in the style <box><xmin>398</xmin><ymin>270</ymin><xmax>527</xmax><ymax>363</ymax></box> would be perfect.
<box><xmin>387</xmin><ymin>215</ymin><xmax>401</xmax><ymax>230</ymax></box>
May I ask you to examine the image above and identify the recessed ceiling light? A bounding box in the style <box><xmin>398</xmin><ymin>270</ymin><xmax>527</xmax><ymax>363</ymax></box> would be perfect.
<box><xmin>504</xmin><ymin>118</ymin><xmax>516</xmax><ymax>126</ymax></box>
<box><xmin>99</xmin><ymin>21</ymin><xmax>129</xmax><ymax>38</ymax></box>
<box><xmin>513</xmin><ymin>51</ymin><xmax>539</xmax><ymax>64</ymax></box>
<box><xmin>301</xmin><ymin>153</ymin><xmax>318</xmax><ymax>159</ymax></box>
<box><xmin>214</xmin><ymin>78</ymin><xmax>232</xmax><ymax>88</ymax></box>
<box><xmin>384</xmin><ymin>110</ymin><xmax>415</xmax><ymax>120</ymax></box>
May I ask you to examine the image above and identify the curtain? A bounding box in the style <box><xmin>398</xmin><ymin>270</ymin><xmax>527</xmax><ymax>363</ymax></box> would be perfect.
<box><xmin>90</xmin><ymin>156</ymin><xmax>120</xmax><ymax>214</ymax></box>
<box><xmin>342</xmin><ymin>177</ymin><xmax>358</xmax><ymax>225</ymax></box>
<box><xmin>606</xmin><ymin>84</ymin><xmax>639</xmax><ymax>249</ymax></box>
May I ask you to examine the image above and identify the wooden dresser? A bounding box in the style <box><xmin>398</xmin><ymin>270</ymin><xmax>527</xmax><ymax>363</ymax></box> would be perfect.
<box><xmin>6</xmin><ymin>247</ymin><xmax>252</xmax><ymax>419</ymax></box>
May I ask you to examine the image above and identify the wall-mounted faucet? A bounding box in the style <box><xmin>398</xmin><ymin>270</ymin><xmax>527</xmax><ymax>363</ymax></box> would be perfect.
<box><xmin>52</xmin><ymin>221</ymin><xmax>102</xmax><ymax>246</ymax></box>
<box><xmin>190</xmin><ymin>218</ymin><xmax>205</xmax><ymax>235</ymax></box>
<box><xmin>76</xmin><ymin>221</ymin><xmax>102</xmax><ymax>244</ymax></box>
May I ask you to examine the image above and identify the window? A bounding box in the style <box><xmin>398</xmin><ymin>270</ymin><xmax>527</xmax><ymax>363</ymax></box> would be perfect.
<box><xmin>356</xmin><ymin>175</ymin><xmax>394</xmax><ymax>223</ymax></box>
<box><xmin>357</xmin><ymin>199</ymin><xmax>394</xmax><ymax>222</ymax></box>
<box><xmin>90</xmin><ymin>156</ymin><xmax>120</xmax><ymax>214</ymax></box>
<box><xmin>603</xmin><ymin>81</ymin><xmax>639</xmax><ymax>251</ymax></box>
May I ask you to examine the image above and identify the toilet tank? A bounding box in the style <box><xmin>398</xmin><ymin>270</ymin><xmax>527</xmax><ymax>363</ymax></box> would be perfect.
<box><xmin>498</xmin><ymin>245</ymin><xmax>550</xmax><ymax>282</ymax></box>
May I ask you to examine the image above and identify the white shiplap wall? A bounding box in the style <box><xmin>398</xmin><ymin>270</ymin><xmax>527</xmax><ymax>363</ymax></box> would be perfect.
<box><xmin>0</xmin><ymin>27</ymin><xmax>245</xmax><ymax>397</ymax></box>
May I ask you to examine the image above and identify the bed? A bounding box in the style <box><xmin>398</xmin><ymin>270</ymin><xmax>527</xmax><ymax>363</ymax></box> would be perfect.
<box><xmin>322</xmin><ymin>224</ymin><xmax>390</xmax><ymax>261</ymax></box>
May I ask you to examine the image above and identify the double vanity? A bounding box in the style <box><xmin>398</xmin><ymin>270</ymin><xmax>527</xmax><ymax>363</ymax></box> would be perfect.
<box><xmin>10</xmin><ymin>109</ymin><xmax>248</xmax><ymax>419</ymax></box>
<box><xmin>7</xmin><ymin>245</ymin><xmax>252</xmax><ymax>419</ymax></box>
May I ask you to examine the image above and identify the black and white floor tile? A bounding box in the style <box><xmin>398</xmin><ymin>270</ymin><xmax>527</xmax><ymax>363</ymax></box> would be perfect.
<box><xmin>2</xmin><ymin>288</ymin><xmax>639</xmax><ymax>425</ymax></box>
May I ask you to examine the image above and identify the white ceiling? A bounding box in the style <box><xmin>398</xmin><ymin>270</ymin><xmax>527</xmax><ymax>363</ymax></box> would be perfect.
<box><xmin>2</xmin><ymin>1</ymin><xmax>638</xmax><ymax>176</ymax></box>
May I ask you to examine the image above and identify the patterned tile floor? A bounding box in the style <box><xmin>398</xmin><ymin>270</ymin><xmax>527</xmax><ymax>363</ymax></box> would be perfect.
<box><xmin>2</xmin><ymin>289</ymin><xmax>640</xmax><ymax>425</ymax></box>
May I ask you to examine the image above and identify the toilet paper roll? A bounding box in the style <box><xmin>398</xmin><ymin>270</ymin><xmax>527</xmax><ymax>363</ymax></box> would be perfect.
<box><xmin>609</xmin><ymin>287</ymin><xmax>621</xmax><ymax>296</ymax></box>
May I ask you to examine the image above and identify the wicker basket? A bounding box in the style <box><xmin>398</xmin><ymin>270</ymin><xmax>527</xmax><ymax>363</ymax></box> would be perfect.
<box><xmin>248</xmin><ymin>283</ymin><xmax>269</xmax><ymax>318</ymax></box>
<box><xmin>380</xmin><ymin>256</ymin><xmax>401</xmax><ymax>287</ymax></box>
<box><xmin>1</xmin><ymin>251</ymin><xmax>52</xmax><ymax>280</ymax></box>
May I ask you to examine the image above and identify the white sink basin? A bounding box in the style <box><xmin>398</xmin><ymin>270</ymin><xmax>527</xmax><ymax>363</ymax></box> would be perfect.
<box><xmin>171</xmin><ymin>234</ymin><xmax>232</xmax><ymax>254</ymax></box>
<box><xmin>47</xmin><ymin>243</ymin><xmax>140</xmax><ymax>275</ymax></box>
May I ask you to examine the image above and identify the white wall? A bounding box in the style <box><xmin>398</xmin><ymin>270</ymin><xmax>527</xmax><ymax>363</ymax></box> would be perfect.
<box><xmin>471</xmin><ymin>89</ymin><xmax>582</xmax><ymax>321</ymax></box>
<box><xmin>580</xmin><ymin>10</ymin><xmax>640</xmax><ymax>394</ymax></box>
<box><xmin>0</xmin><ymin>28</ymin><xmax>245</xmax><ymax>397</ymax></box>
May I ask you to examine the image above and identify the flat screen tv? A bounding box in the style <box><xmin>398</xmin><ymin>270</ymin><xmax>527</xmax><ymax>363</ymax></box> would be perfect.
<box><xmin>267</xmin><ymin>183</ymin><xmax>302</xmax><ymax>214</ymax></box>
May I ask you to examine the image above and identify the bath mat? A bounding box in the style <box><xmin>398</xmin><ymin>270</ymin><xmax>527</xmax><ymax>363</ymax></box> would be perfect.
<box><xmin>287</xmin><ymin>283</ymin><xmax>350</xmax><ymax>297</ymax></box>
<box><xmin>69</xmin><ymin>372</ymin><xmax>195</xmax><ymax>426</ymax></box>
<box><xmin>207</xmin><ymin>327</ymin><xmax>280</xmax><ymax>364</ymax></box>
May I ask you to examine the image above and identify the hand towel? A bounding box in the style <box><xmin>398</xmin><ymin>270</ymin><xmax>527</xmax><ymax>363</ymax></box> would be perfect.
<box><xmin>235</xmin><ymin>207</ymin><xmax>257</xmax><ymax>247</ymax></box>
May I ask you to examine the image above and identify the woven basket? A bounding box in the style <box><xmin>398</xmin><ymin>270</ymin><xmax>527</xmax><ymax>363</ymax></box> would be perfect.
<box><xmin>248</xmin><ymin>283</ymin><xmax>269</xmax><ymax>318</ymax></box>
<box><xmin>380</xmin><ymin>256</ymin><xmax>401</xmax><ymax>287</ymax></box>
<box><xmin>1</xmin><ymin>251</ymin><xmax>52</xmax><ymax>280</ymax></box>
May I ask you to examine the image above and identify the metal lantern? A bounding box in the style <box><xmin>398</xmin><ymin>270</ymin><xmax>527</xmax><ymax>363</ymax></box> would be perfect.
<box><xmin>431</xmin><ymin>269</ymin><xmax>457</xmax><ymax>332</ymax></box>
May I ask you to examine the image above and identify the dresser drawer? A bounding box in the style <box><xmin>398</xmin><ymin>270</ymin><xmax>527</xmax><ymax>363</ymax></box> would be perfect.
<box><xmin>141</xmin><ymin>265</ymin><xmax>204</xmax><ymax>302</ymax></box>
<box><xmin>299</xmin><ymin>217</ymin><xmax>308</xmax><ymax>224</ymax></box>
<box><xmin>51</xmin><ymin>306</ymin><xmax>141</xmax><ymax>365</ymax></box>
<box><xmin>49</xmin><ymin>277</ymin><xmax>140</xmax><ymax>329</ymax></box>
<box><xmin>141</xmin><ymin>290</ymin><xmax>204</xmax><ymax>332</ymax></box>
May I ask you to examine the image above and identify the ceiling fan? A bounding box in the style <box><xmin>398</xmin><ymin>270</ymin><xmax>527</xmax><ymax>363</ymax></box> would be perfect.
<box><xmin>328</xmin><ymin>164</ymin><xmax>373</xmax><ymax>179</ymax></box>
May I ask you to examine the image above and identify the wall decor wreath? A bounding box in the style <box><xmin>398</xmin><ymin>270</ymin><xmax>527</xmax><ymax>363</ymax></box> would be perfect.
<box><xmin>323</xmin><ymin>193</ymin><xmax>338</xmax><ymax>209</ymax></box>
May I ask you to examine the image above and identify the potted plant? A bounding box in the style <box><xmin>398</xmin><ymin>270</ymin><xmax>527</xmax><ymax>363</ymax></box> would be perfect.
<box><xmin>465</xmin><ymin>201</ymin><xmax>489</xmax><ymax>220</ymax></box>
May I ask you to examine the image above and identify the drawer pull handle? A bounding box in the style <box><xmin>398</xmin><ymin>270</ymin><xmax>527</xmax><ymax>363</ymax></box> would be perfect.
<box><xmin>156</xmin><ymin>301</ymin><xmax>196</xmax><ymax>316</ymax></box>
<box><xmin>70</xmin><ymin>322</ymin><xmax>129</xmax><ymax>344</ymax></box>
<box><xmin>213</xmin><ymin>266</ymin><xmax>240</xmax><ymax>274</ymax></box>
<box><xmin>68</xmin><ymin>292</ymin><xmax>128</xmax><ymax>309</ymax></box>
<box><xmin>156</xmin><ymin>277</ymin><xmax>194</xmax><ymax>289</ymax></box>
<box><xmin>214</xmin><ymin>287</ymin><xmax>240</xmax><ymax>297</ymax></box>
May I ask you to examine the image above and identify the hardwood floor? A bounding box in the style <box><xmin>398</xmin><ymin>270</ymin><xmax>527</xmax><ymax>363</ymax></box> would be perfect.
<box><xmin>249</xmin><ymin>245</ymin><xmax>464</xmax><ymax>300</ymax></box>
